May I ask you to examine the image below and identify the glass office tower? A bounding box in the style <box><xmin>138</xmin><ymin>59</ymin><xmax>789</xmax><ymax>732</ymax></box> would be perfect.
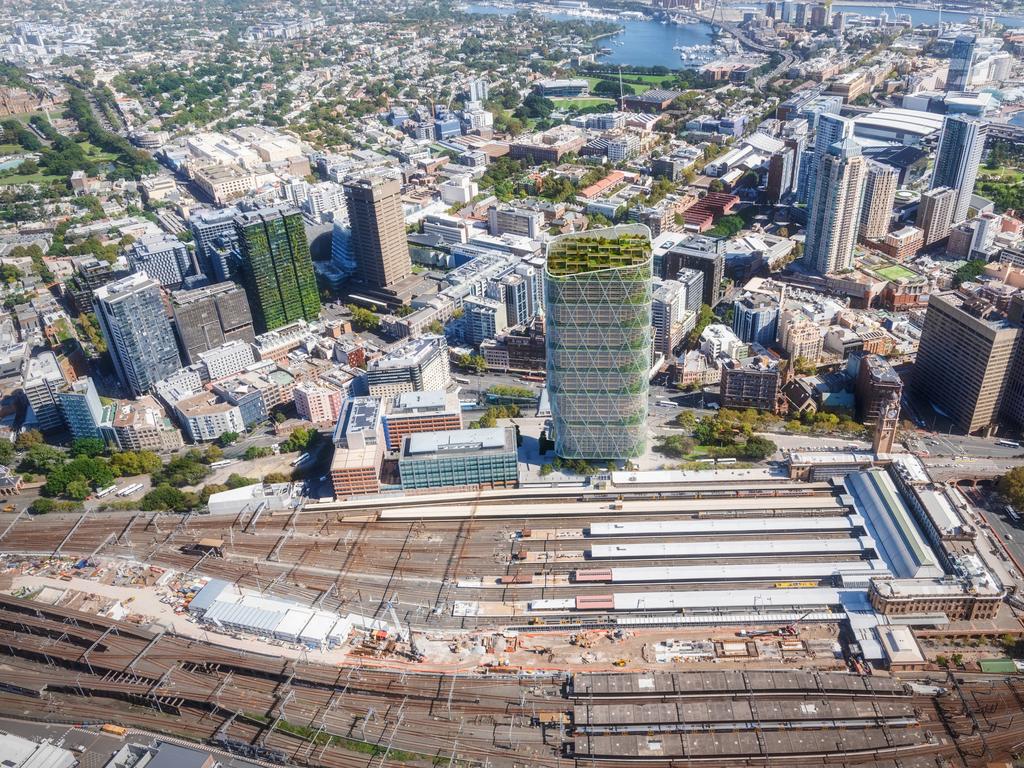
<box><xmin>545</xmin><ymin>225</ymin><xmax>652</xmax><ymax>461</ymax></box>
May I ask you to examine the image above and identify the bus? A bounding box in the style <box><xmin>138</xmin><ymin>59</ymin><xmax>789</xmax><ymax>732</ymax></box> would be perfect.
<box><xmin>290</xmin><ymin>453</ymin><xmax>310</xmax><ymax>467</ymax></box>
<box><xmin>95</xmin><ymin>485</ymin><xmax>118</xmax><ymax>499</ymax></box>
<box><xmin>1006</xmin><ymin>506</ymin><xmax>1021</xmax><ymax>523</ymax></box>
<box><xmin>453</xmin><ymin>375</ymin><xmax>470</xmax><ymax>385</ymax></box>
<box><xmin>521</xmin><ymin>372</ymin><xmax>545</xmax><ymax>383</ymax></box>
<box><xmin>716</xmin><ymin>458</ymin><xmax>737</xmax><ymax>465</ymax></box>
<box><xmin>996</xmin><ymin>439</ymin><xmax>1021</xmax><ymax>448</ymax></box>
<box><xmin>209</xmin><ymin>459</ymin><xmax>236</xmax><ymax>469</ymax></box>
<box><xmin>657</xmin><ymin>399</ymin><xmax>676</xmax><ymax>407</ymax></box>
<box><xmin>116</xmin><ymin>483</ymin><xmax>143</xmax><ymax>497</ymax></box>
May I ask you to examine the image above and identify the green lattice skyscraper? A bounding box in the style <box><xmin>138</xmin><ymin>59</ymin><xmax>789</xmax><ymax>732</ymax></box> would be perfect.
<box><xmin>545</xmin><ymin>224</ymin><xmax>653</xmax><ymax>461</ymax></box>
<box><xmin>235</xmin><ymin>206</ymin><xmax>321</xmax><ymax>332</ymax></box>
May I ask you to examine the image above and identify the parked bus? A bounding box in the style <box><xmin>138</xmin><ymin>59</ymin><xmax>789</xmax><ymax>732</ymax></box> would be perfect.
<box><xmin>95</xmin><ymin>485</ymin><xmax>118</xmax><ymax>499</ymax></box>
<box><xmin>520</xmin><ymin>372</ymin><xmax>545</xmax><ymax>383</ymax></box>
<box><xmin>453</xmin><ymin>375</ymin><xmax>470</xmax><ymax>385</ymax></box>
<box><xmin>209</xmin><ymin>459</ymin><xmax>236</xmax><ymax>469</ymax></box>
<box><xmin>290</xmin><ymin>453</ymin><xmax>310</xmax><ymax>467</ymax></box>
<box><xmin>116</xmin><ymin>483</ymin><xmax>143</xmax><ymax>497</ymax></box>
<box><xmin>997</xmin><ymin>439</ymin><xmax>1021</xmax><ymax>448</ymax></box>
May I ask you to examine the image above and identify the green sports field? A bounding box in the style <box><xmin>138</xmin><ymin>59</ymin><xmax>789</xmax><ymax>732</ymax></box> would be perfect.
<box><xmin>874</xmin><ymin>264</ymin><xmax>917</xmax><ymax>281</ymax></box>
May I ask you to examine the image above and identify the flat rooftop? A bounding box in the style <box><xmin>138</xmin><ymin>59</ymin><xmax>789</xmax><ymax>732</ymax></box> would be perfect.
<box><xmin>387</xmin><ymin>389</ymin><xmax>456</xmax><ymax>417</ymax></box>
<box><xmin>403</xmin><ymin>426</ymin><xmax>513</xmax><ymax>457</ymax></box>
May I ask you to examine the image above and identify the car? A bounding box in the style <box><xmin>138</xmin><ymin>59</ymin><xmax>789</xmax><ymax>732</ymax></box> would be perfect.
<box><xmin>1006</xmin><ymin>533</ymin><xmax>1014</xmax><ymax>541</ymax></box>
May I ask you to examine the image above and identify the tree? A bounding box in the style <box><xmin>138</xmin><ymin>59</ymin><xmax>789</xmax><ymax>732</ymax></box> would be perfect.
<box><xmin>205</xmin><ymin>444</ymin><xmax>224</xmax><ymax>463</ymax></box>
<box><xmin>274</xmin><ymin>411</ymin><xmax>287</xmax><ymax>424</ymax></box>
<box><xmin>226</xmin><ymin>473</ymin><xmax>259</xmax><ymax>489</ymax></box>
<box><xmin>264</xmin><ymin>472</ymin><xmax>291</xmax><ymax>484</ymax></box>
<box><xmin>217</xmin><ymin>431</ymin><xmax>239</xmax><ymax>447</ymax></box>
<box><xmin>539</xmin><ymin>463</ymin><xmax>554</xmax><ymax>477</ymax></box>
<box><xmin>65</xmin><ymin>478</ymin><xmax>92</xmax><ymax>501</ymax></box>
<box><xmin>19</xmin><ymin>443</ymin><xmax>64</xmax><ymax>475</ymax></box>
<box><xmin>244</xmin><ymin>446</ymin><xmax>272</xmax><ymax>460</ymax></box>
<box><xmin>686</xmin><ymin>304</ymin><xmax>715</xmax><ymax>348</ymax></box>
<box><xmin>108</xmin><ymin>450</ymin><xmax>162</xmax><ymax>477</ymax></box>
<box><xmin>29</xmin><ymin>497</ymin><xmax>58</xmax><ymax>514</ymax></box>
<box><xmin>741</xmin><ymin>435</ymin><xmax>777</xmax><ymax>462</ymax></box>
<box><xmin>999</xmin><ymin>467</ymin><xmax>1024</xmax><ymax>511</ymax></box>
<box><xmin>953</xmin><ymin>259</ymin><xmax>986</xmax><ymax>287</ymax></box>
<box><xmin>708</xmin><ymin>179</ymin><xmax>726</xmax><ymax>193</ymax></box>
<box><xmin>674</xmin><ymin>411</ymin><xmax>697</xmax><ymax>431</ymax></box>
<box><xmin>0</xmin><ymin>440</ymin><xmax>14</xmax><ymax>466</ymax></box>
<box><xmin>347</xmin><ymin>304</ymin><xmax>380</xmax><ymax>331</ymax></box>
<box><xmin>793</xmin><ymin>356</ymin><xmax>817</xmax><ymax>376</ymax></box>
<box><xmin>70</xmin><ymin>437</ymin><xmax>106</xmax><ymax>457</ymax></box>
<box><xmin>15</xmin><ymin>429</ymin><xmax>43</xmax><ymax>450</ymax></box>
<box><xmin>654</xmin><ymin>434</ymin><xmax>694</xmax><ymax>458</ymax></box>
<box><xmin>141</xmin><ymin>484</ymin><xmax>193</xmax><ymax>512</ymax></box>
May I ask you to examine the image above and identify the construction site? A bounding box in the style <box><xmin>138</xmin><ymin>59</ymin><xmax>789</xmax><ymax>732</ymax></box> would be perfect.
<box><xmin>1</xmin><ymin>455</ymin><xmax>1024</xmax><ymax>766</ymax></box>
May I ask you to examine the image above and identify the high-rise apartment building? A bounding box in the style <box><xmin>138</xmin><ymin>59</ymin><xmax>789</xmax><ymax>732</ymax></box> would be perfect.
<box><xmin>946</xmin><ymin>33</ymin><xmax>977</xmax><ymax>92</ymax></box>
<box><xmin>916</xmin><ymin>186</ymin><xmax>957</xmax><ymax>247</ymax></box>
<box><xmin>720</xmin><ymin>357</ymin><xmax>782</xmax><ymax>412</ymax></box>
<box><xmin>652</xmin><ymin>278</ymin><xmax>695</xmax><ymax>358</ymax></box>
<box><xmin>732</xmin><ymin>291</ymin><xmax>780</xmax><ymax>348</ymax></box>
<box><xmin>57</xmin><ymin>377</ymin><xmax>106</xmax><ymax>441</ymax></box>
<box><xmin>803</xmin><ymin>137</ymin><xmax>868</xmax><ymax>274</ymax></box>
<box><xmin>545</xmin><ymin>225</ymin><xmax>652</xmax><ymax>460</ymax></box>
<box><xmin>66</xmin><ymin>255</ymin><xmax>116</xmax><ymax>314</ymax></box>
<box><xmin>930</xmin><ymin>114</ymin><xmax>987</xmax><ymax>226</ymax></box>
<box><xmin>171</xmin><ymin>282</ymin><xmax>255</xmax><ymax>364</ymax></box>
<box><xmin>293</xmin><ymin>382</ymin><xmax>344</xmax><ymax>425</ymax></box>
<box><xmin>798</xmin><ymin>113</ymin><xmax>852</xmax><ymax>205</ymax></box>
<box><xmin>234</xmin><ymin>206</ymin><xmax>321</xmax><ymax>332</ymax></box>
<box><xmin>190</xmin><ymin>206</ymin><xmax>240</xmax><ymax>283</ymax></box>
<box><xmin>662</xmin><ymin>237</ymin><xmax>724</xmax><ymax>307</ymax></box>
<box><xmin>859</xmin><ymin>162</ymin><xmax>898</xmax><ymax>241</ymax></box>
<box><xmin>95</xmin><ymin>273</ymin><xmax>182</xmax><ymax>397</ymax></box>
<box><xmin>464</xmin><ymin>295</ymin><xmax>508</xmax><ymax>347</ymax></box>
<box><xmin>343</xmin><ymin>176</ymin><xmax>413</xmax><ymax>293</ymax></box>
<box><xmin>127</xmin><ymin>234</ymin><xmax>194</xmax><ymax>289</ymax></box>
<box><xmin>913</xmin><ymin>291</ymin><xmax>1021</xmax><ymax>434</ymax></box>
<box><xmin>366</xmin><ymin>335</ymin><xmax>451</xmax><ymax>398</ymax></box>
<box><xmin>24</xmin><ymin>351</ymin><xmax>67</xmax><ymax>432</ymax></box>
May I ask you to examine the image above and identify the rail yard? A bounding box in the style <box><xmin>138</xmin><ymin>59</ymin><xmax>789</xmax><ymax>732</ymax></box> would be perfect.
<box><xmin>1</xmin><ymin>463</ymin><xmax>1024</xmax><ymax>766</ymax></box>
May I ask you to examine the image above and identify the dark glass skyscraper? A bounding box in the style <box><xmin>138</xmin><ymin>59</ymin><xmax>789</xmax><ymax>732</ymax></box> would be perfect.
<box><xmin>930</xmin><ymin>114</ymin><xmax>987</xmax><ymax>226</ymax></box>
<box><xmin>234</xmin><ymin>206</ymin><xmax>321</xmax><ymax>332</ymax></box>
<box><xmin>946</xmin><ymin>33</ymin><xmax>976</xmax><ymax>92</ymax></box>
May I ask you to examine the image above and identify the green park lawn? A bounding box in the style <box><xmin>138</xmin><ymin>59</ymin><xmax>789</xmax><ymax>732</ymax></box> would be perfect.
<box><xmin>553</xmin><ymin>97</ymin><xmax>616</xmax><ymax>110</ymax></box>
<box><xmin>875</xmin><ymin>264</ymin><xmax>917</xmax><ymax>281</ymax></box>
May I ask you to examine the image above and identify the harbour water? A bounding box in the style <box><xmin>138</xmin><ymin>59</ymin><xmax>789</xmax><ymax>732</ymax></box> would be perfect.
<box><xmin>462</xmin><ymin>3</ymin><xmax>716</xmax><ymax>69</ymax></box>
<box><xmin>463</xmin><ymin>3</ymin><xmax>1024</xmax><ymax>70</ymax></box>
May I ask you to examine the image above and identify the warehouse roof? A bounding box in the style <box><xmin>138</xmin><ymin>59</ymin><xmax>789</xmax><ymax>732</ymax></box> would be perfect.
<box><xmin>589</xmin><ymin>538</ymin><xmax>869</xmax><ymax>559</ymax></box>
<box><xmin>589</xmin><ymin>516</ymin><xmax>863</xmax><ymax>537</ymax></box>
<box><xmin>607</xmin><ymin>560</ymin><xmax>889</xmax><ymax>584</ymax></box>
